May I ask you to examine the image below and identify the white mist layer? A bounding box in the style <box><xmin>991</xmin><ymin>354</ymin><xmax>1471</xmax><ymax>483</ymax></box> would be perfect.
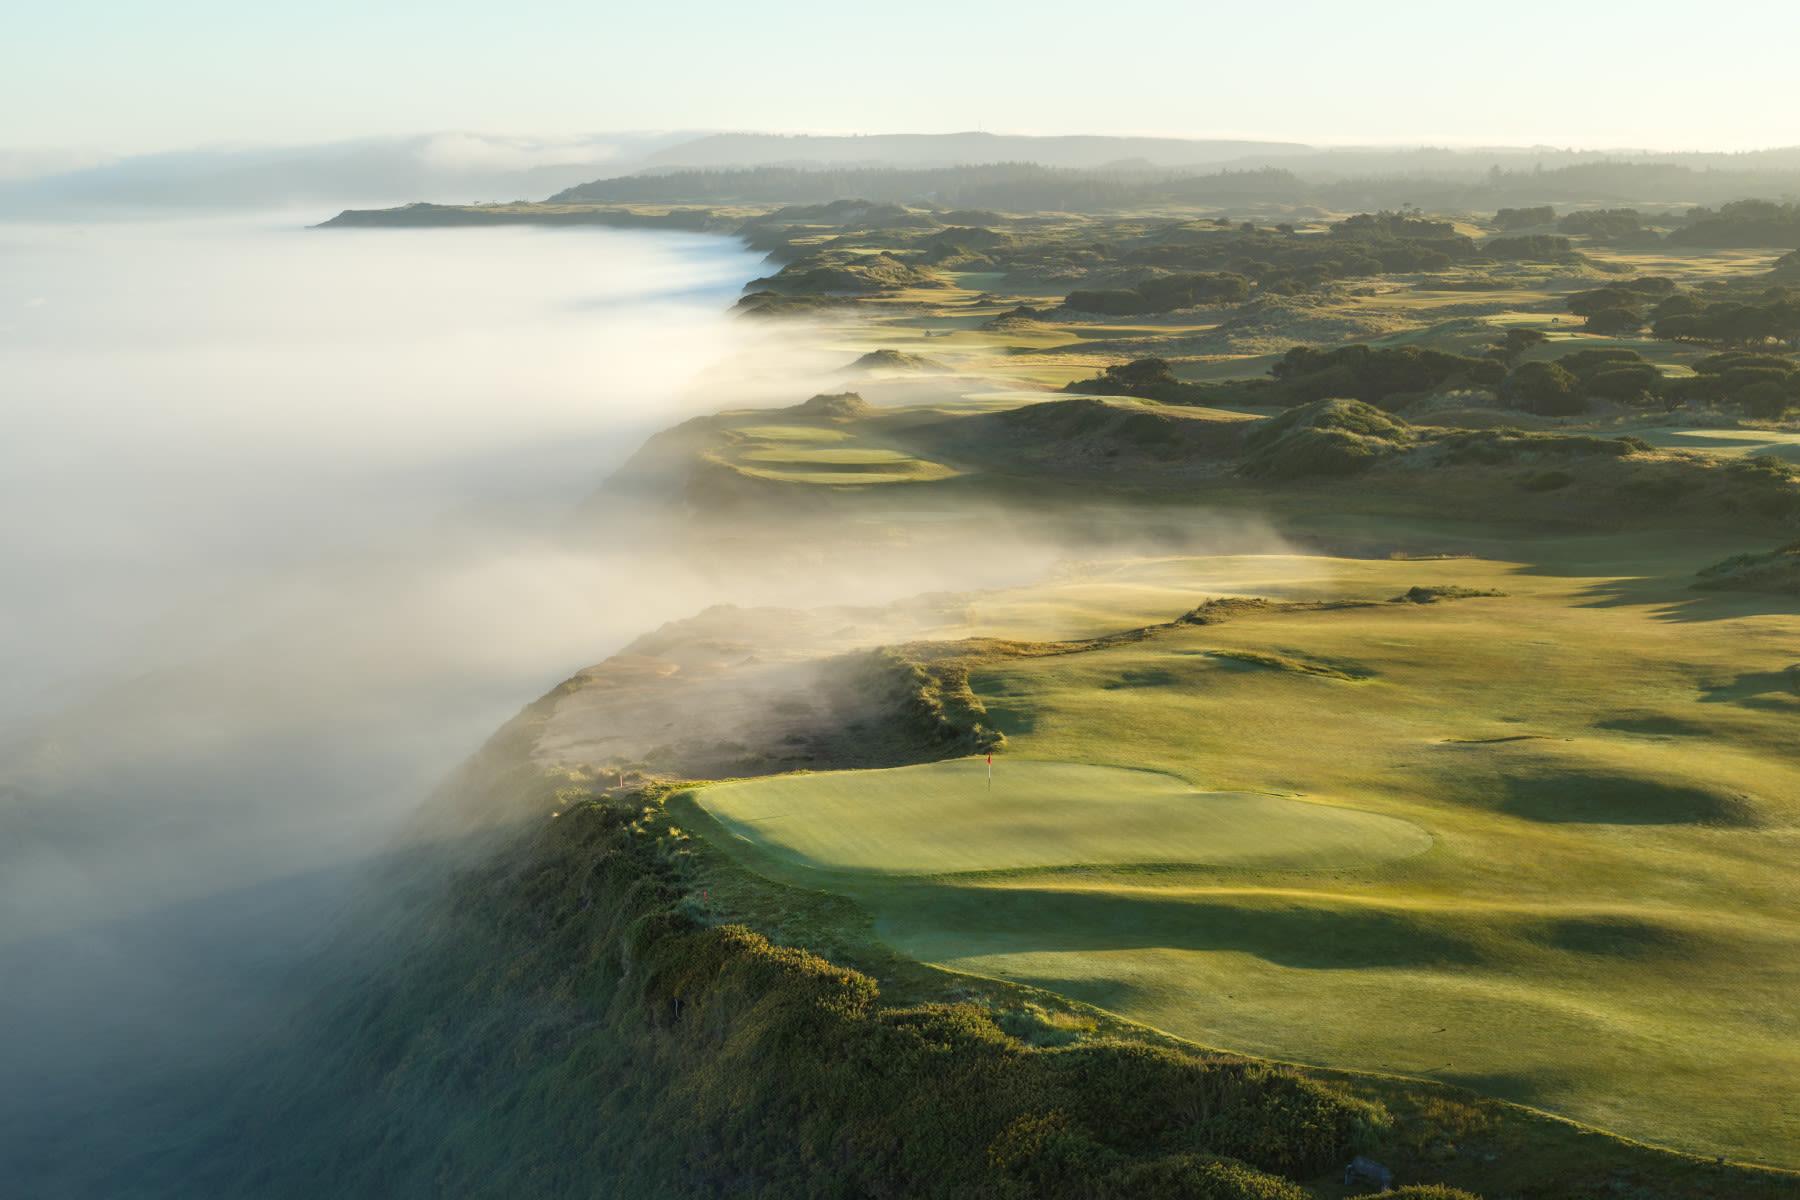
<box><xmin>0</xmin><ymin>214</ymin><xmax>760</xmax><ymax>716</ymax></box>
<box><xmin>0</xmin><ymin>214</ymin><xmax>809</xmax><ymax>1138</ymax></box>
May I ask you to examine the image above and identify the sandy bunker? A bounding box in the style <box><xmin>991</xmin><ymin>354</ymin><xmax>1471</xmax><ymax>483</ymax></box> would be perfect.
<box><xmin>695</xmin><ymin>759</ymin><xmax>1432</xmax><ymax>874</ymax></box>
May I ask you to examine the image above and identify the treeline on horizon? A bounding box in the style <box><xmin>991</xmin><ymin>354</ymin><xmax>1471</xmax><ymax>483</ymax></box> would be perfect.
<box><xmin>552</xmin><ymin>161</ymin><xmax>1800</xmax><ymax>220</ymax></box>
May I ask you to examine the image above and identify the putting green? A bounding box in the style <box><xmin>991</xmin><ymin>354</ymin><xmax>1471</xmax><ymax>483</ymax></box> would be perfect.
<box><xmin>739</xmin><ymin>446</ymin><xmax>918</xmax><ymax>465</ymax></box>
<box><xmin>694</xmin><ymin>759</ymin><xmax>1431</xmax><ymax>875</ymax></box>
<box><xmin>730</xmin><ymin>424</ymin><xmax>851</xmax><ymax>442</ymax></box>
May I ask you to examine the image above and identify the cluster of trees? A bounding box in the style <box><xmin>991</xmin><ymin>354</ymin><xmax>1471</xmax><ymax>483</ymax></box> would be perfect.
<box><xmin>1558</xmin><ymin>208</ymin><xmax>1643</xmax><ymax>237</ymax></box>
<box><xmin>1065</xmin><ymin>272</ymin><xmax>1250</xmax><ymax>315</ymax></box>
<box><xmin>1650</xmin><ymin>288</ymin><xmax>1800</xmax><ymax>346</ymax></box>
<box><xmin>1567</xmin><ymin>281</ymin><xmax>1800</xmax><ymax>347</ymax></box>
<box><xmin>1671</xmin><ymin>200</ymin><xmax>1800</xmax><ymax>248</ymax></box>
<box><xmin>1493</xmin><ymin>206</ymin><xmax>1555</xmax><ymax>230</ymax></box>
<box><xmin>1120</xmin><ymin>221</ymin><xmax>1455</xmax><ymax>289</ymax></box>
<box><xmin>1060</xmin><ymin>211</ymin><xmax>1593</xmax><ymax>313</ymax></box>
<box><xmin>1563</xmin><ymin>278</ymin><xmax>1678</xmax><ymax>334</ymax></box>
<box><xmin>1677</xmin><ymin>352</ymin><xmax>1800</xmax><ymax>417</ymax></box>
<box><xmin>1072</xmin><ymin>340</ymin><xmax>1798</xmax><ymax>421</ymax></box>
<box><xmin>1333</xmin><ymin>211</ymin><xmax>1459</xmax><ymax>239</ymax></box>
<box><xmin>1268</xmin><ymin>344</ymin><xmax>1505</xmax><ymax>408</ymax></box>
<box><xmin>1561</xmin><ymin>279</ymin><xmax>1800</xmax><ymax>348</ymax></box>
<box><xmin>1504</xmin><ymin>349</ymin><xmax>1661</xmax><ymax>414</ymax></box>
<box><xmin>1508</xmin><ymin>346</ymin><xmax>1799</xmax><ymax>417</ymax></box>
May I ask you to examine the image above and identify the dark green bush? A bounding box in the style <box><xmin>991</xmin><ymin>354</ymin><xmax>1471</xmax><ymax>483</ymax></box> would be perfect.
<box><xmin>1568</xmin><ymin>287</ymin><xmax>1646</xmax><ymax>317</ymax></box>
<box><xmin>1585</xmin><ymin>307</ymin><xmax>1644</xmax><ymax>335</ymax></box>
<box><xmin>1268</xmin><ymin>344</ymin><xmax>1502</xmax><ymax>409</ymax></box>
<box><xmin>1586</xmin><ymin>365</ymin><xmax>1663</xmax><ymax>403</ymax></box>
<box><xmin>1493</xmin><ymin>206</ymin><xmax>1554</xmax><ymax>231</ymax></box>
<box><xmin>1559</xmin><ymin>209</ymin><xmax>1643</xmax><ymax>238</ymax></box>
<box><xmin>1504</xmin><ymin>361</ymin><xmax>1584</xmax><ymax>415</ymax></box>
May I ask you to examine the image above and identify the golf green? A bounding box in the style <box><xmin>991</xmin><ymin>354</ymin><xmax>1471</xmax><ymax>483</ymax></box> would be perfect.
<box><xmin>694</xmin><ymin>759</ymin><xmax>1432</xmax><ymax>875</ymax></box>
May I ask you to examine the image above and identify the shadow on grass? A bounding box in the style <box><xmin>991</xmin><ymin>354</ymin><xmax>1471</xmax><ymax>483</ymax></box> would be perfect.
<box><xmin>1698</xmin><ymin>666</ymin><xmax>1800</xmax><ymax>705</ymax></box>
<box><xmin>881</xmin><ymin>887</ymin><xmax>1492</xmax><ymax>971</ymax></box>
<box><xmin>1569</xmin><ymin>575</ymin><xmax>1800</xmax><ymax>624</ymax></box>
<box><xmin>1101</xmin><ymin>668</ymin><xmax>1179</xmax><ymax>689</ymax></box>
<box><xmin>1497</xmin><ymin>772</ymin><xmax>1761</xmax><ymax>827</ymax></box>
<box><xmin>1430</xmin><ymin>1069</ymin><xmax>1563</xmax><ymax>1108</ymax></box>
<box><xmin>1592</xmin><ymin>714</ymin><xmax>1713</xmax><ymax>737</ymax></box>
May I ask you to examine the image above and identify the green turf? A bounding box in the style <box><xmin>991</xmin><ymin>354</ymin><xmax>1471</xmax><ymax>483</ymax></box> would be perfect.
<box><xmin>683</xmin><ymin>544</ymin><xmax>1800</xmax><ymax>1169</ymax></box>
<box><xmin>730</xmin><ymin>424</ymin><xmax>852</xmax><ymax>442</ymax></box>
<box><xmin>1632</xmin><ymin>428</ymin><xmax>1800</xmax><ymax>460</ymax></box>
<box><xmin>739</xmin><ymin>446</ymin><xmax>920</xmax><ymax>465</ymax></box>
<box><xmin>696</xmin><ymin>760</ymin><xmax>1431</xmax><ymax>875</ymax></box>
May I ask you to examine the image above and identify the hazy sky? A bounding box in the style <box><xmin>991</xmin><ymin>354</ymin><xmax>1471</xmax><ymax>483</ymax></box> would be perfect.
<box><xmin>5</xmin><ymin>0</ymin><xmax>1798</xmax><ymax>156</ymax></box>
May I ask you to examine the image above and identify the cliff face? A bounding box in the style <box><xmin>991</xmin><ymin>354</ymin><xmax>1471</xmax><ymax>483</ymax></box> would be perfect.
<box><xmin>155</xmin><ymin>729</ymin><xmax>1384</xmax><ymax>1199</ymax></box>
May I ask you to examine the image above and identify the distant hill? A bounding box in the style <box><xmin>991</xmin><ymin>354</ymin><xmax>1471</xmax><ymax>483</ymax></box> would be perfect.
<box><xmin>635</xmin><ymin>131</ymin><xmax>1313</xmax><ymax>171</ymax></box>
<box><xmin>0</xmin><ymin>132</ymin><xmax>699</xmax><ymax>214</ymax></box>
<box><xmin>632</xmin><ymin>133</ymin><xmax>1800</xmax><ymax>185</ymax></box>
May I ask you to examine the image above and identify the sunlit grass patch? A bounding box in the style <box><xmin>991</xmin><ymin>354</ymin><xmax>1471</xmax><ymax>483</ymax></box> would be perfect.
<box><xmin>730</xmin><ymin>424</ymin><xmax>852</xmax><ymax>443</ymax></box>
<box><xmin>694</xmin><ymin>759</ymin><xmax>1431</xmax><ymax>875</ymax></box>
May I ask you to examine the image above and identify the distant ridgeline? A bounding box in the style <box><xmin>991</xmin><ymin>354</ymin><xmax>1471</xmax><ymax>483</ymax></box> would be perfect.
<box><xmin>545</xmin><ymin>160</ymin><xmax>1800</xmax><ymax>214</ymax></box>
<box><xmin>317</xmin><ymin>202</ymin><xmax>729</xmax><ymax>231</ymax></box>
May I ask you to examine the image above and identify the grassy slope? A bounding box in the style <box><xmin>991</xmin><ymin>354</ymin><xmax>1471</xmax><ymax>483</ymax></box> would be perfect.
<box><xmin>682</xmin><ymin>545</ymin><xmax>1800</xmax><ymax>1170</ymax></box>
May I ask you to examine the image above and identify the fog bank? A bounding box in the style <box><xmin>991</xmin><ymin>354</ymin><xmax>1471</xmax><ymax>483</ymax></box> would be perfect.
<box><xmin>0</xmin><ymin>213</ymin><xmax>793</xmax><ymax>1178</ymax></box>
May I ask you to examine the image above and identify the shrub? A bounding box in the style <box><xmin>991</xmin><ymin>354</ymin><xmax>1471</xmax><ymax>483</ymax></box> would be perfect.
<box><xmin>1740</xmin><ymin>380</ymin><xmax>1793</xmax><ymax>419</ymax></box>
<box><xmin>1493</xmin><ymin>205</ymin><xmax>1554</xmax><ymax>230</ymax></box>
<box><xmin>1567</xmin><ymin>287</ymin><xmax>1646</xmax><ymax>317</ymax></box>
<box><xmin>1559</xmin><ymin>209</ymin><xmax>1642</xmax><ymax>238</ymax></box>
<box><xmin>1504</xmin><ymin>361</ymin><xmax>1584</xmax><ymax>415</ymax></box>
<box><xmin>1268</xmin><ymin>344</ymin><xmax>1503</xmax><ymax>409</ymax></box>
<box><xmin>1586</xmin><ymin>365</ymin><xmax>1663</xmax><ymax>403</ymax></box>
<box><xmin>1585</xmin><ymin>307</ymin><xmax>1644</xmax><ymax>335</ymax></box>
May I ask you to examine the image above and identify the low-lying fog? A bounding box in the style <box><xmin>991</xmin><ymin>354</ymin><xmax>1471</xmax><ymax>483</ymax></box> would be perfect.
<box><xmin>0</xmin><ymin>212</ymin><xmax>850</xmax><ymax>1173</ymax></box>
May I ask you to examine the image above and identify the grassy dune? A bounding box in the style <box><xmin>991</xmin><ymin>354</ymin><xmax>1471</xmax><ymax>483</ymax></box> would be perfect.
<box><xmin>685</xmin><ymin>545</ymin><xmax>1800</xmax><ymax>1168</ymax></box>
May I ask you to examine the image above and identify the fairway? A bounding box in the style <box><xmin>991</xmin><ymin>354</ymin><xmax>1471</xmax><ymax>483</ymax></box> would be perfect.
<box><xmin>673</xmin><ymin>545</ymin><xmax>1800</xmax><ymax>1167</ymax></box>
<box><xmin>695</xmin><ymin>760</ymin><xmax>1432</xmax><ymax>874</ymax></box>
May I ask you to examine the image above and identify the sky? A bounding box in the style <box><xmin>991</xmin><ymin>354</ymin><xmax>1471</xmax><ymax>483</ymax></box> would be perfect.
<box><xmin>5</xmin><ymin>0</ymin><xmax>1798</xmax><ymax>159</ymax></box>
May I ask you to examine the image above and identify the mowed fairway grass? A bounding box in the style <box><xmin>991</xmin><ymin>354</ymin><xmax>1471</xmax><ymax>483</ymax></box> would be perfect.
<box><xmin>684</xmin><ymin>540</ymin><xmax>1800</xmax><ymax>1168</ymax></box>
<box><xmin>697</xmin><ymin>761</ymin><xmax>1431</xmax><ymax>874</ymax></box>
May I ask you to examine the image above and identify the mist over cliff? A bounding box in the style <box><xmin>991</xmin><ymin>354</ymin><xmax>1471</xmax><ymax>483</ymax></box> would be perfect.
<box><xmin>0</xmin><ymin>212</ymin><xmax>779</xmax><ymax>1176</ymax></box>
